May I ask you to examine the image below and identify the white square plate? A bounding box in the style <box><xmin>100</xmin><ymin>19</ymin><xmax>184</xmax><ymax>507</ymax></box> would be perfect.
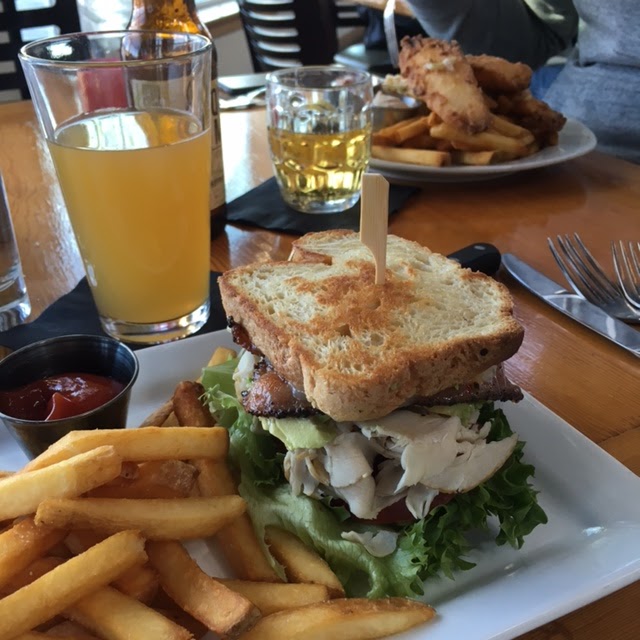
<box><xmin>1</xmin><ymin>330</ymin><xmax>638</xmax><ymax>640</ymax></box>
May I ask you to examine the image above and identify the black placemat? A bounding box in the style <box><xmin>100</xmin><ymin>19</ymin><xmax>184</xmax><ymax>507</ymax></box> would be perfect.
<box><xmin>0</xmin><ymin>272</ymin><xmax>227</xmax><ymax>352</ymax></box>
<box><xmin>227</xmin><ymin>177</ymin><xmax>417</xmax><ymax>234</ymax></box>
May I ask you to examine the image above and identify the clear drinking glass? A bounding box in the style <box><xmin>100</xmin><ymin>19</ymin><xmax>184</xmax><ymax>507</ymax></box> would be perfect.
<box><xmin>19</xmin><ymin>31</ymin><xmax>212</xmax><ymax>344</ymax></box>
<box><xmin>0</xmin><ymin>175</ymin><xmax>30</xmax><ymax>330</ymax></box>
<box><xmin>266</xmin><ymin>66</ymin><xmax>373</xmax><ymax>214</ymax></box>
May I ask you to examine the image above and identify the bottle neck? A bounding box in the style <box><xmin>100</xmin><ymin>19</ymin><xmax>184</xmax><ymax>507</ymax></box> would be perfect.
<box><xmin>128</xmin><ymin>0</ymin><xmax>210</xmax><ymax>38</ymax></box>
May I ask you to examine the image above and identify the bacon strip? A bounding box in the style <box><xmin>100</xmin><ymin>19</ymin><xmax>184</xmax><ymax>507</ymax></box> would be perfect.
<box><xmin>229</xmin><ymin>319</ymin><xmax>523</xmax><ymax>418</ymax></box>
<box><xmin>241</xmin><ymin>360</ymin><xmax>318</xmax><ymax>418</ymax></box>
<box><xmin>411</xmin><ymin>364</ymin><xmax>523</xmax><ymax>407</ymax></box>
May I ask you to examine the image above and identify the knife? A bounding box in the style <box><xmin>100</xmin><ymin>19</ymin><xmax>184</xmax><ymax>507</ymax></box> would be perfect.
<box><xmin>502</xmin><ymin>253</ymin><xmax>640</xmax><ymax>358</ymax></box>
<box><xmin>448</xmin><ymin>242</ymin><xmax>502</xmax><ymax>276</ymax></box>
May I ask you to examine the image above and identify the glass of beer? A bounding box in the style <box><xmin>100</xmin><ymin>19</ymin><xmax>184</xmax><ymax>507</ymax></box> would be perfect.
<box><xmin>19</xmin><ymin>31</ymin><xmax>212</xmax><ymax>344</ymax></box>
<box><xmin>266</xmin><ymin>66</ymin><xmax>373</xmax><ymax>214</ymax></box>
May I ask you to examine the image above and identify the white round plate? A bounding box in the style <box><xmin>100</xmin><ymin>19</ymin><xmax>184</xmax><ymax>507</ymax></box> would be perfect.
<box><xmin>368</xmin><ymin>118</ymin><xmax>597</xmax><ymax>184</ymax></box>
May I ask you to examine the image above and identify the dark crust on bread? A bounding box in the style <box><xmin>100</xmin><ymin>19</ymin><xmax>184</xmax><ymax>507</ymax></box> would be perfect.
<box><xmin>219</xmin><ymin>231</ymin><xmax>524</xmax><ymax>421</ymax></box>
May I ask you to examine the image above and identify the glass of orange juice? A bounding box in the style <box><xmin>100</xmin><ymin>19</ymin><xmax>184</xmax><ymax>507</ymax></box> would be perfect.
<box><xmin>19</xmin><ymin>31</ymin><xmax>212</xmax><ymax>344</ymax></box>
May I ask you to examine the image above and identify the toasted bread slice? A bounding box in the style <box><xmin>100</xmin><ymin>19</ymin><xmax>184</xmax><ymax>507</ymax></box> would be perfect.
<box><xmin>218</xmin><ymin>230</ymin><xmax>523</xmax><ymax>421</ymax></box>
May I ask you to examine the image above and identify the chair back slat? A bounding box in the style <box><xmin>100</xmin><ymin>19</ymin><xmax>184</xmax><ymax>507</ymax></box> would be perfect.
<box><xmin>238</xmin><ymin>0</ymin><xmax>338</xmax><ymax>71</ymax></box>
<box><xmin>0</xmin><ymin>0</ymin><xmax>80</xmax><ymax>100</ymax></box>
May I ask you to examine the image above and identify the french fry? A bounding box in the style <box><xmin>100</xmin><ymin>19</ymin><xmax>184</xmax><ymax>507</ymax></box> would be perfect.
<box><xmin>66</xmin><ymin>585</ymin><xmax>191</xmax><ymax>640</ymax></box>
<box><xmin>430</xmin><ymin>122</ymin><xmax>529</xmax><ymax>154</ymax></box>
<box><xmin>147</xmin><ymin>540</ymin><xmax>261</xmax><ymax>638</ymax></box>
<box><xmin>41</xmin><ymin>620</ymin><xmax>102</xmax><ymax>640</ymax></box>
<box><xmin>0</xmin><ymin>530</ymin><xmax>147</xmax><ymax>640</ymax></box>
<box><xmin>426</xmin><ymin>111</ymin><xmax>441</xmax><ymax>127</ymax></box>
<box><xmin>161</xmin><ymin>412</ymin><xmax>180</xmax><ymax>427</ymax></box>
<box><xmin>450</xmin><ymin>150</ymin><xmax>499</xmax><ymax>166</ymax></box>
<box><xmin>194</xmin><ymin>459</ymin><xmax>281</xmax><ymax>581</ymax></box>
<box><xmin>0</xmin><ymin>517</ymin><xmax>67</xmax><ymax>589</ymax></box>
<box><xmin>138</xmin><ymin>399</ymin><xmax>174</xmax><ymax>427</ymax></box>
<box><xmin>0</xmin><ymin>556</ymin><xmax>63</xmax><ymax>596</ymax></box>
<box><xmin>238</xmin><ymin>597</ymin><xmax>436</xmax><ymax>640</ymax></box>
<box><xmin>0</xmin><ymin>446</ymin><xmax>122</xmax><ymax>521</ymax></box>
<box><xmin>388</xmin><ymin>116</ymin><xmax>431</xmax><ymax>144</ymax></box>
<box><xmin>264</xmin><ymin>527</ymin><xmax>344</xmax><ymax>598</ymax></box>
<box><xmin>372</xmin><ymin>116</ymin><xmax>423</xmax><ymax>145</ymax></box>
<box><xmin>15</xmin><ymin>633</ymin><xmax>94</xmax><ymax>640</ymax></box>
<box><xmin>65</xmin><ymin>530</ymin><xmax>159</xmax><ymax>604</ymax></box>
<box><xmin>490</xmin><ymin>113</ymin><xmax>535</xmax><ymax>143</ymax></box>
<box><xmin>221</xmin><ymin>579</ymin><xmax>330</xmax><ymax>616</ymax></box>
<box><xmin>399</xmin><ymin>132</ymin><xmax>438</xmax><ymax>149</ymax></box>
<box><xmin>119</xmin><ymin>461</ymin><xmax>140</xmax><ymax>480</ymax></box>
<box><xmin>87</xmin><ymin>460</ymin><xmax>199</xmax><ymax>499</ymax></box>
<box><xmin>35</xmin><ymin>496</ymin><xmax>247</xmax><ymax>540</ymax></box>
<box><xmin>22</xmin><ymin>427</ymin><xmax>228</xmax><ymax>472</ymax></box>
<box><xmin>0</xmin><ymin>471</ymin><xmax>13</xmax><ymax>479</ymax></box>
<box><xmin>172</xmin><ymin>381</ymin><xmax>214</xmax><ymax>427</ymax></box>
<box><xmin>154</xmin><ymin>607</ymin><xmax>208</xmax><ymax>640</ymax></box>
<box><xmin>112</xmin><ymin>563</ymin><xmax>160</xmax><ymax>604</ymax></box>
<box><xmin>152</xmin><ymin>590</ymin><xmax>210</xmax><ymax>639</ymax></box>
<box><xmin>171</xmin><ymin>375</ymin><xmax>281</xmax><ymax>582</ymax></box>
<box><xmin>372</xmin><ymin>145</ymin><xmax>451</xmax><ymax>167</ymax></box>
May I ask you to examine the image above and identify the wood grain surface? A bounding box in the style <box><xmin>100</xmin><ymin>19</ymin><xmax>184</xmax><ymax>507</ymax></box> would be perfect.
<box><xmin>0</xmin><ymin>102</ymin><xmax>638</xmax><ymax>640</ymax></box>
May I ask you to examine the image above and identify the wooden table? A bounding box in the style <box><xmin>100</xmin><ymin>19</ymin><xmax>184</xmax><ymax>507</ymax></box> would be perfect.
<box><xmin>1</xmin><ymin>101</ymin><xmax>639</xmax><ymax>640</ymax></box>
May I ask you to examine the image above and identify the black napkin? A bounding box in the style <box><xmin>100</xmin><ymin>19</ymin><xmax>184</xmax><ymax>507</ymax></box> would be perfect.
<box><xmin>227</xmin><ymin>177</ymin><xmax>417</xmax><ymax>234</ymax></box>
<box><xmin>0</xmin><ymin>272</ymin><xmax>228</xmax><ymax>352</ymax></box>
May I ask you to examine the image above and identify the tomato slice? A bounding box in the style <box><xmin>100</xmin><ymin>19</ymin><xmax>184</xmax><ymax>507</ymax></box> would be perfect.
<box><xmin>362</xmin><ymin>493</ymin><xmax>457</xmax><ymax>526</ymax></box>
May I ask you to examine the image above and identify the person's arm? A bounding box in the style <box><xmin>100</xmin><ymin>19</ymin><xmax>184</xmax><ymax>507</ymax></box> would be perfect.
<box><xmin>404</xmin><ymin>0</ymin><xmax>578</xmax><ymax>68</ymax></box>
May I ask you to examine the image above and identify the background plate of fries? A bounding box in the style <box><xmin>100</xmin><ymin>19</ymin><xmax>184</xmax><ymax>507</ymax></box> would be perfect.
<box><xmin>0</xmin><ymin>330</ymin><xmax>638</xmax><ymax>640</ymax></box>
<box><xmin>369</xmin><ymin>117</ymin><xmax>596</xmax><ymax>183</ymax></box>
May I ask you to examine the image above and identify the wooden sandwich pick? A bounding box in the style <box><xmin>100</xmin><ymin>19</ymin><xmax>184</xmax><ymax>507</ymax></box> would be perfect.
<box><xmin>359</xmin><ymin>173</ymin><xmax>390</xmax><ymax>285</ymax></box>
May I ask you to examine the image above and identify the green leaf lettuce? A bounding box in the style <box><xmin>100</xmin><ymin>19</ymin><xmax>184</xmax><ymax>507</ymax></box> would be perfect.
<box><xmin>202</xmin><ymin>359</ymin><xmax>547</xmax><ymax>598</ymax></box>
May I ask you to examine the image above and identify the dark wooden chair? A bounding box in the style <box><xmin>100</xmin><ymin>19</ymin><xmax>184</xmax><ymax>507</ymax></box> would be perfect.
<box><xmin>237</xmin><ymin>0</ymin><xmax>339</xmax><ymax>71</ymax></box>
<box><xmin>237</xmin><ymin>0</ymin><xmax>393</xmax><ymax>74</ymax></box>
<box><xmin>0</xmin><ymin>0</ymin><xmax>80</xmax><ymax>101</ymax></box>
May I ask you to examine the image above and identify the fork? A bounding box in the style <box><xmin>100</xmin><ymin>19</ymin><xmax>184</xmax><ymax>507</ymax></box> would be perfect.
<box><xmin>547</xmin><ymin>233</ymin><xmax>640</xmax><ymax>323</ymax></box>
<box><xmin>611</xmin><ymin>240</ymin><xmax>640</xmax><ymax>311</ymax></box>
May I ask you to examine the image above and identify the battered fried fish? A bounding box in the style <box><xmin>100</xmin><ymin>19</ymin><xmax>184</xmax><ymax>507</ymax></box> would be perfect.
<box><xmin>467</xmin><ymin>55</ymin><xmax>533</xmax><ymax>95</ymax></box>
<box><xmin>398</xmin><ymin>36</ymin><xmax>491</xmax><ymax>134</ymax></box>
<box><xmin>497</xmin><ymin>90</ymin><xmax>567</xmax><ymax>145</ymax></box>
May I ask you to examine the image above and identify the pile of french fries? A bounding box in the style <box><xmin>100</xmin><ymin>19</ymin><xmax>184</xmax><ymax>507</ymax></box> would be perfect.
<box><xmin>0</xmin><ymin>347</ymin><xmax>435</xmax><ymax>640</ymax></box>
<box><xmin>372</xmin><ymin>110</ymin><xmax>540</xmax><ymax>167</ymax></box>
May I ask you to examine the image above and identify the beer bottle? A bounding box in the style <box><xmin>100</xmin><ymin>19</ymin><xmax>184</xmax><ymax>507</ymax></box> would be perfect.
<box><xmin>127</xmin><ymin>0</ymin><xmax>226</xmax><ymax>237</ymax></box>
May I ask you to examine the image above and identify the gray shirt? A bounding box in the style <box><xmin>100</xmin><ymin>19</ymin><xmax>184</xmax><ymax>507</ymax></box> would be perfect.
<box><xmin>405</xmin><ymin>0</ymin><xmax>640</xmax><ymax>163</ymax></box>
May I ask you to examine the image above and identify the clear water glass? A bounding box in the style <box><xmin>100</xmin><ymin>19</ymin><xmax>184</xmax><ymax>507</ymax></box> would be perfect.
<box><xmin>0</xmin><ymin>176</ymin><xmax>30</xmax><ymax>330</ymax></box>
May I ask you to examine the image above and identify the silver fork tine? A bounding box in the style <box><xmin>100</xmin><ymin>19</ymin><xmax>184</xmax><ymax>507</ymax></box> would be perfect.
<box><xmin>549</xmin><ymin>236</ymin><xmax>640</xmax><ymax>322</ymax></box>
<box><xmin>630</xmin><ymin>241</ymin><xmax>640</xmax><ymax>289</ymax></box>
<box><xmin>548</xmin><ymin>237</ymin><xmax>600</xmax><ymax>302</ymax></box>
<box><xmin>612</xmin><ymin>240</ymin><xmax>640</xmax><ymax>310</ymax></box>
<box><xmin>571</xmin><ymin>234</ymin><xmax>621</xmax><ymax>297</ymax></box>
<box><xmin>552</xmin><ymin>235</ymin><xmax>608</xmax><ymax>304</ymax></box>
<box><xmin>558</xmin><ymin>234</ymin><xmax>617</xmax><ymax>304</ymax></box>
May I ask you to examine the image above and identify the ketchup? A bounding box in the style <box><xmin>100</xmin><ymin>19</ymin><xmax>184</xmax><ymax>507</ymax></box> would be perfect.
<box><xmin>0</xmin><ymin>373</ymin><xmax>125</xmax><ymax>421</ymax></box>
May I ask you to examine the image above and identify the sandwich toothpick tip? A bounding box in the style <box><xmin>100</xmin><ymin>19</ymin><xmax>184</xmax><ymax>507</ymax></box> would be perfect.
<box><xmin>359</xmin><ymin>174</ymin><xmax>390</xmax><ymax>285</ymax></box>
